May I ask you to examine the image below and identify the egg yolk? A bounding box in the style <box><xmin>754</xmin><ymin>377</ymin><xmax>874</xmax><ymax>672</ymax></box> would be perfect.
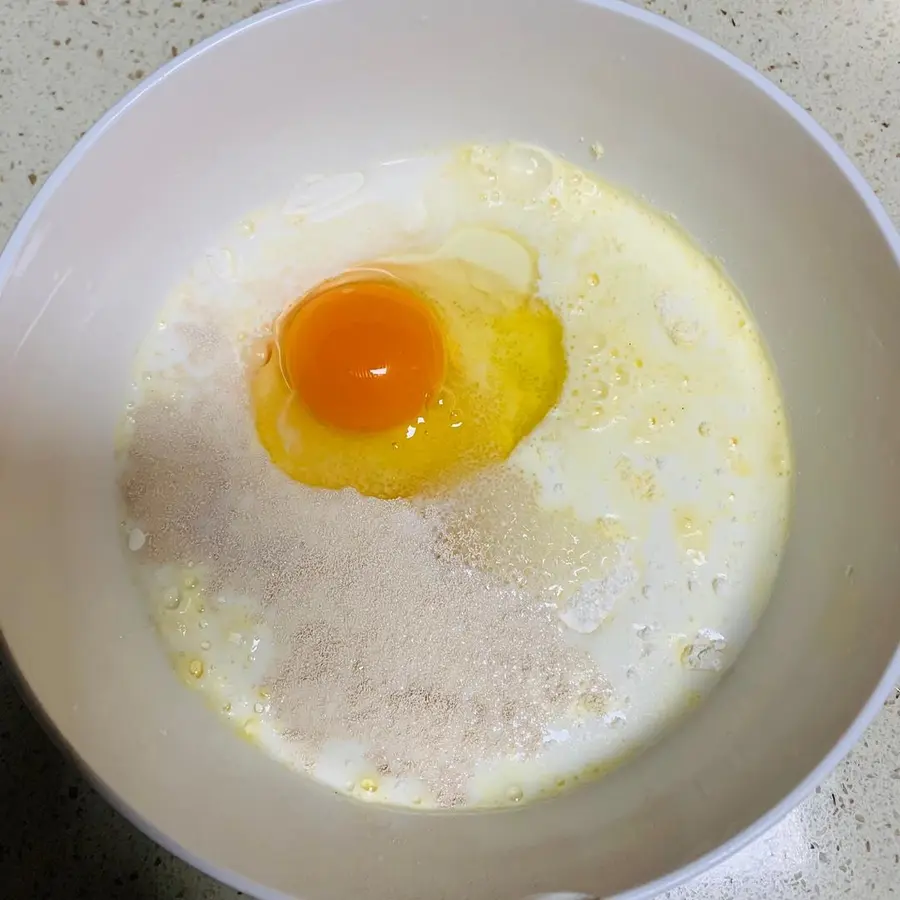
<box><xmin>251</xmin><ymin>227</ymin><xmax>566</xmax><ymax>500</ymax></box>
<box><xmin>280</xmin><ymin>278</ymin><xmax>445</xmax><ymax>433</ymax></box>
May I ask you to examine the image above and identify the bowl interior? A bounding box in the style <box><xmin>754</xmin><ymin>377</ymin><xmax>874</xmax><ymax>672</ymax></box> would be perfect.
<box><xmin>1</xmin><ymin>1</ymin><xmax>899</xmax><ymax>898</ymax></box>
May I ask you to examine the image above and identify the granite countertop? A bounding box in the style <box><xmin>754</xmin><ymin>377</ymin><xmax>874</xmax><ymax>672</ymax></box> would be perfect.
<box><xmin>1</xmin><ymin>1</ymin><xmax>898</xmax><ymax>898</ymax></box>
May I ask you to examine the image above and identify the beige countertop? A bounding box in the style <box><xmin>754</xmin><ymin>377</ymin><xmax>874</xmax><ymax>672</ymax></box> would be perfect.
<box><xmin>0</xmin><ymin>1</ymin><xmax>898</xmax><ymax>898</ymax></box>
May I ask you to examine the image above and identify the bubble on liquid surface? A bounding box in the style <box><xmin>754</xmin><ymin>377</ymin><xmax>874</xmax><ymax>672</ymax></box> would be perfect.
<box><xmin>497</xmin><ymin>145</ymin><xmax>553</xmax><ymax>201</ymax></box>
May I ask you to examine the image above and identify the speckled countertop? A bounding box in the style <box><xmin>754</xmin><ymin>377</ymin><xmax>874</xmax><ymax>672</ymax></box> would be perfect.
<box><xmin>0</xmin><ymin>1</ymin><xmax>898</xmax><ymax>898</ymax></box>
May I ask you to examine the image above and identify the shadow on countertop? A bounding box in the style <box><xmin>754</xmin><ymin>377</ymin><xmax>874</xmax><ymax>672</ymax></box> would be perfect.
<box><xmin>0</xmin><ymin>658</ymin><xmax>244</xmax><ymax>900</ymax></box>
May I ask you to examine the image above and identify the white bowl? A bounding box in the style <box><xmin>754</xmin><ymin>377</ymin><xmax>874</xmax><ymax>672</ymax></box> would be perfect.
<box><xmin>1</xmin><ymin>1</ymin><xmax>899</xmax><ymax>898</ymax></box>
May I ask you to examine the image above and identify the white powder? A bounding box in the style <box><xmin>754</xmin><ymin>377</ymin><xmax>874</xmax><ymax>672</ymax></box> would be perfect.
<box><xmin>558</xmin><ymin>566</ymin><xmax>637</xmax><ymax>634</ymax></box>
<box><xmin>654</xmin><ymin>292</ymin><xmax>704</xmax><ymax>346</ymax></box>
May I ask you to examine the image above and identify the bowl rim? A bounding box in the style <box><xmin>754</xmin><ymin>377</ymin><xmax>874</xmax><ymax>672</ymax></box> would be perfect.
<box><xmin>1</xmin><ymin>0</ymin><xmax>899</xmax><ymax>898</ymax></box>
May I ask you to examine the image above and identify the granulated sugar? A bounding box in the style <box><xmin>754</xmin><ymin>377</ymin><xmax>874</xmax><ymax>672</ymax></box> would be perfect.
<box><xmin>120</xmin><ymin>315</ymin><xmax>610</xmax><ymax>805</ymax></box>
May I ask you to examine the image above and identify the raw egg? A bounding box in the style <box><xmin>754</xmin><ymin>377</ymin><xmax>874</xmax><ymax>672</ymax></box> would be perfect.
<box><xmin>251</xmin><ymin>227</ymin><xmax>567</xmax><ymax>499</ymax></box>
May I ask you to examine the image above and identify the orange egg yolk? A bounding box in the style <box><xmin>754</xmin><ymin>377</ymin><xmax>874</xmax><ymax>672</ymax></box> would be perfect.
<box><xmin>278</xmin><ymin>277</ymin><xmax>445</xmax><ymax>433</ymax></box>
